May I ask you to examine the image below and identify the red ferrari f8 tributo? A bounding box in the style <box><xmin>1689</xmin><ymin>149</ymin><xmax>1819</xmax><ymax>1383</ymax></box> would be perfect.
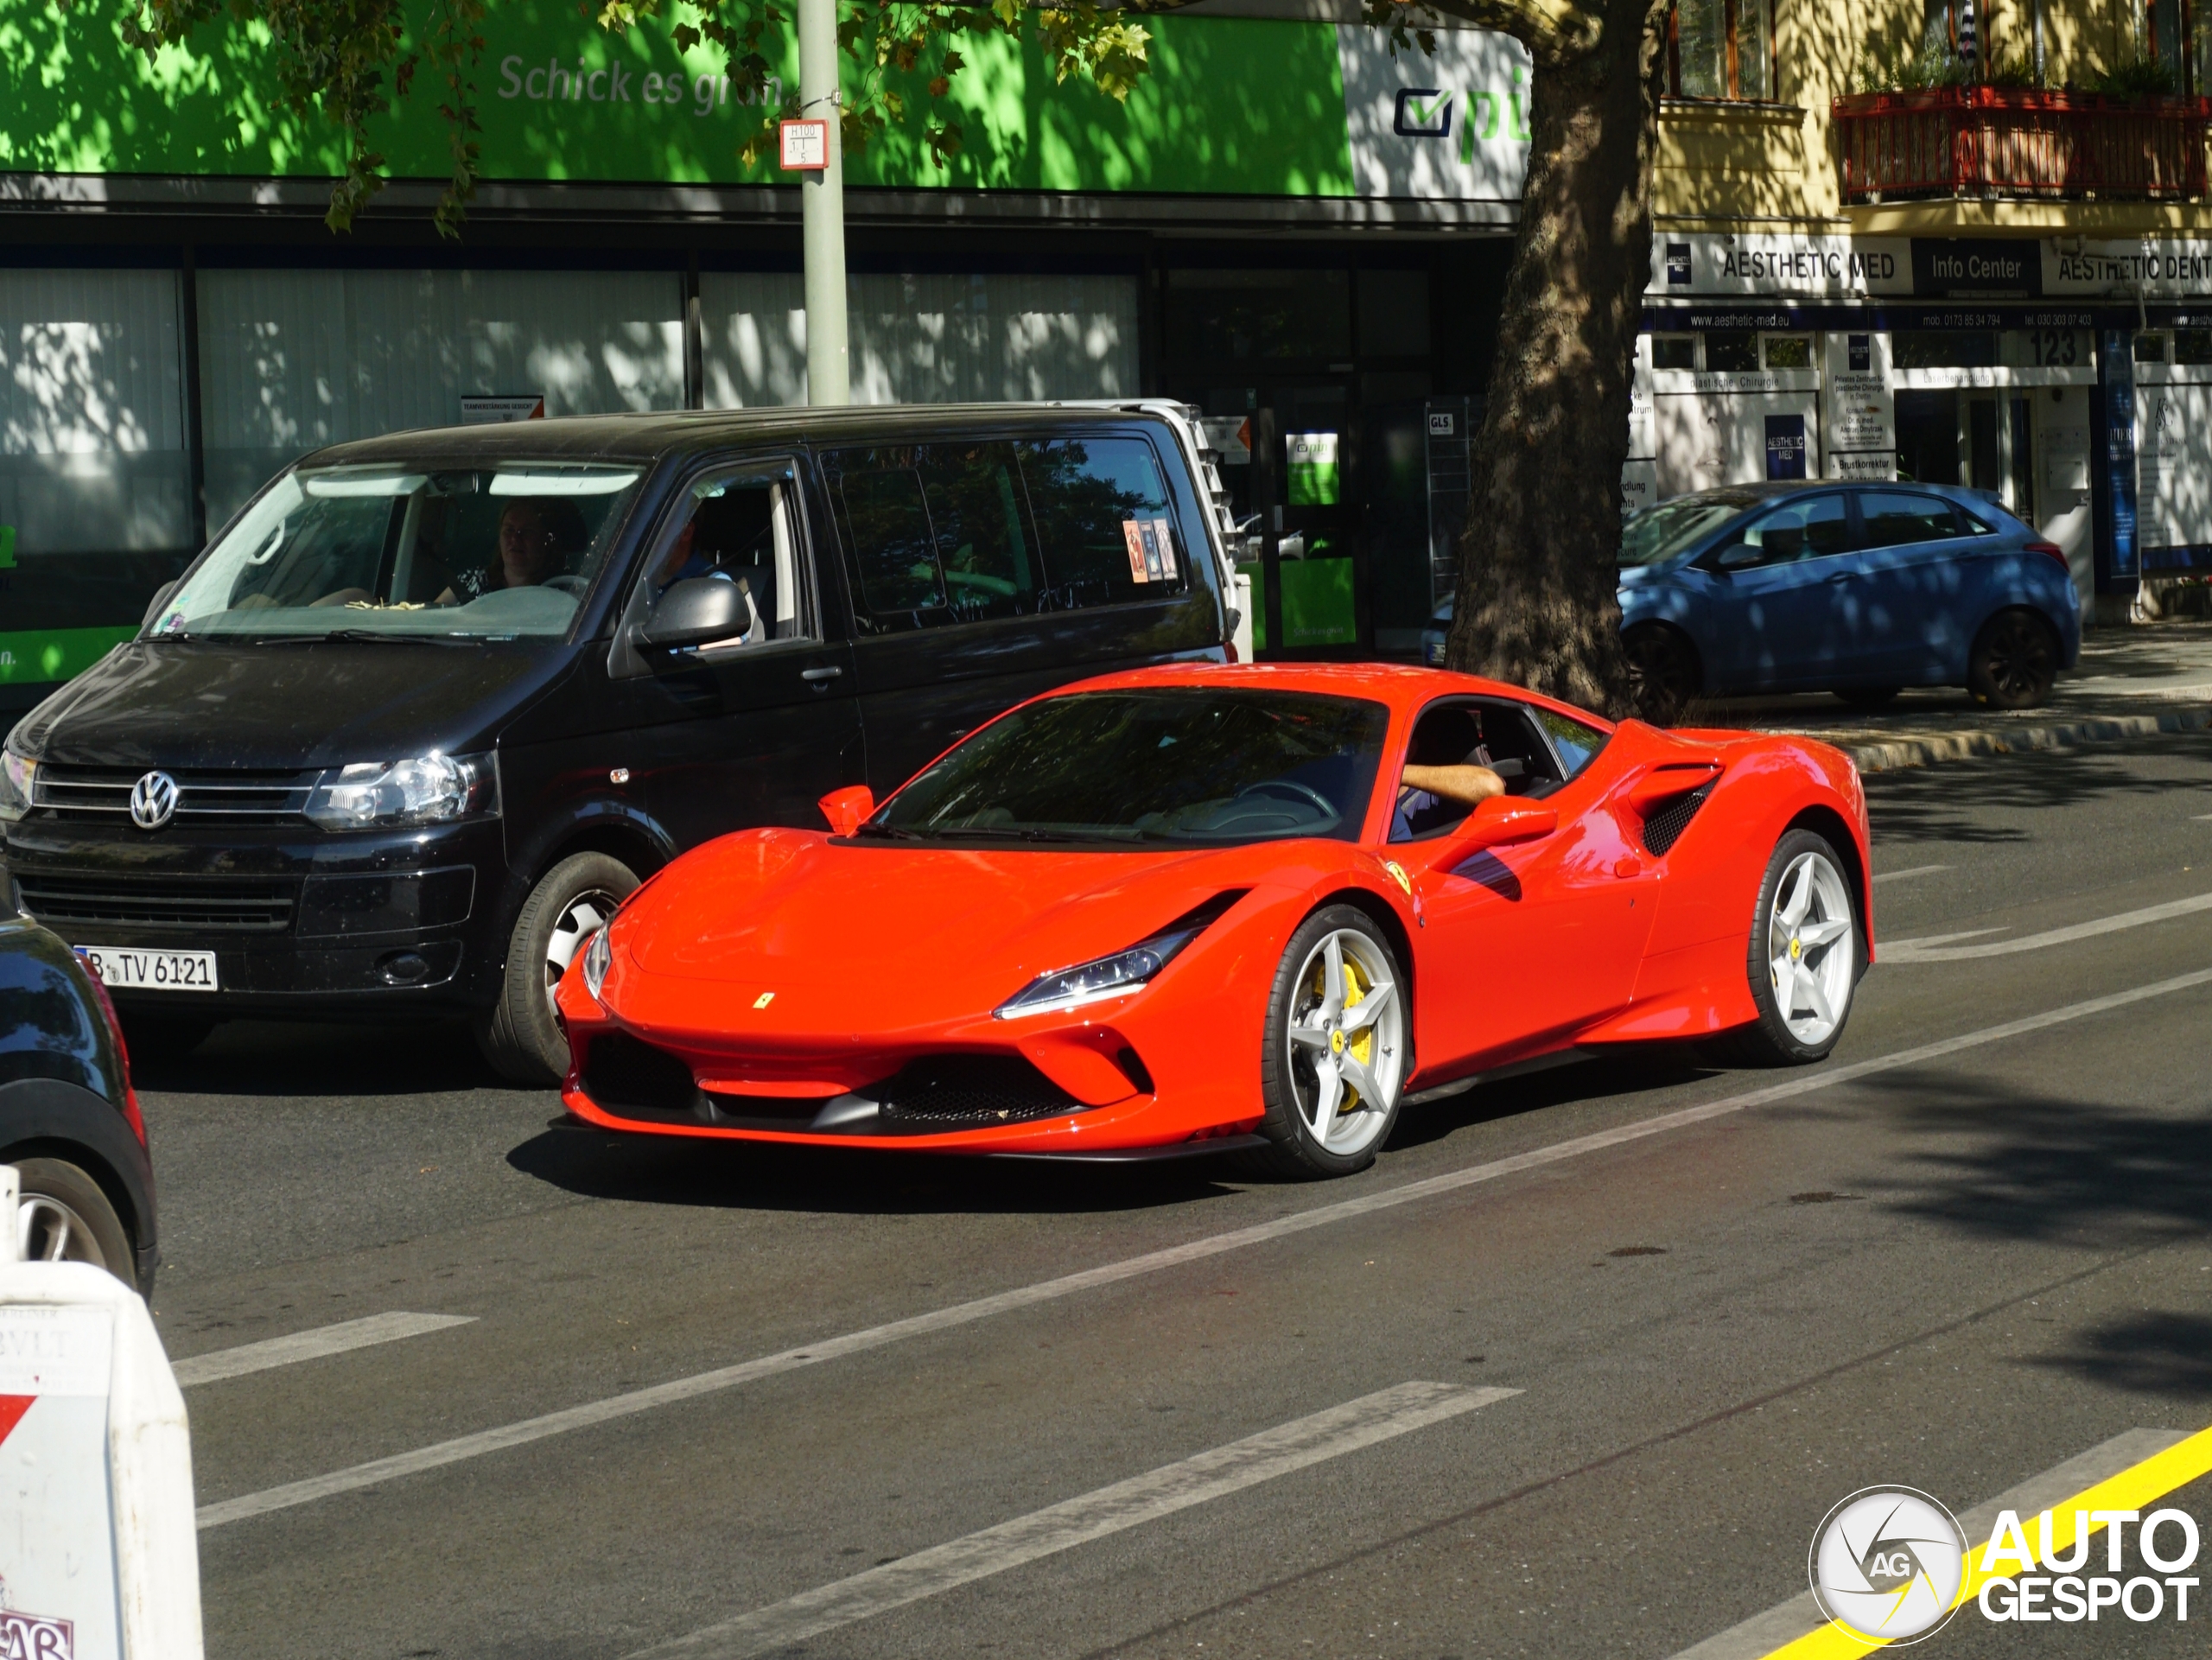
<box><xmin>557</xmin><ymin>664</ymin><xmax>1872</xmax><ymax>1178</ymax></box>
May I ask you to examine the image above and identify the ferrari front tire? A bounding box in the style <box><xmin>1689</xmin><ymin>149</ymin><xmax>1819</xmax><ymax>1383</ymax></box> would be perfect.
<box><xmin>1245</xmin><ymin>906</ymin><xmax>1409</xmax><ymax>1180</ymax></box>
<box><xmin>1725</xmin><ymin>830</ymin><xmax>1861</xmax><ymax>1066</ymax></box>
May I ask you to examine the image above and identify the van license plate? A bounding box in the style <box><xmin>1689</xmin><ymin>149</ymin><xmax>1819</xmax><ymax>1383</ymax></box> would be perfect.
<box><xmin>79</xmin><ymin>946</ymin><xmax>219</xmax><ymax>993</ymax></box>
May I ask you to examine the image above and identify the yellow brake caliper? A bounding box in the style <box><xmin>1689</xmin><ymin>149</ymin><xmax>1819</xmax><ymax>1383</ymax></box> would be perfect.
<box><xmin>1341</xmin><ymin>959</ymin><xmax>1371</xmax><ymax>1109</ymax></box>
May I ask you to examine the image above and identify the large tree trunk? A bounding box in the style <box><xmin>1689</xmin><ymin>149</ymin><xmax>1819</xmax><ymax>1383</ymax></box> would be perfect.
<box><xmin>1443</xmin><ymin>0</ymin><xmax>1668</xmax><ymax>720</ymax></box>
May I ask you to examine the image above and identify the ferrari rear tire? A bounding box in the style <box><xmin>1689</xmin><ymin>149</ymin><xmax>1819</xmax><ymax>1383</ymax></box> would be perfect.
<box><xmin>1721</xmin><ymin>830</ymin><xmax>1862</xmax><ymax>1066</ymax></box>
<box><xmin>475</xmin><ymin>850</ymin><xmax>639</xmax><ymax>1086</ymax></box>
<box><xmin>1243</xmin><ymin>906</ymin><xmax>1409</xmax><ymax>1180</ymax></box>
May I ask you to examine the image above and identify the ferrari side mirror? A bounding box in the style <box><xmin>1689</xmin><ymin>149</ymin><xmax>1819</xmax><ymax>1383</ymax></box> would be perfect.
<box><xmin>819</xmin><ymin>785</ymin><xmax>876</xmax><ymax>837</ymax></box>
<box><xmin>1433</xmin><ymin>798</ymin><xmax>1557</xmax><ymax>868</ymax></box>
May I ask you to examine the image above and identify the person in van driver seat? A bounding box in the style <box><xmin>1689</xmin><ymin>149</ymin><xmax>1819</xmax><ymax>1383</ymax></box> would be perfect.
<box><xmin>1392</xmin><ymin>706</ymin><xmax>1505</xmax><ymax>841</ymax></box>
<box><xmin>429</xmin><ymin>497</ymin><xmax>589</xmax><ymax>605</ymax></box>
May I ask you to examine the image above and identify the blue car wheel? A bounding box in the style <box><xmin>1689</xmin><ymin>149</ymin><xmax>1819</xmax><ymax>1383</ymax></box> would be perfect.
<box><xmin>1967</xmin><ymin>608</ymin><xmax>2060</xmax><ymax>710</ymax></box>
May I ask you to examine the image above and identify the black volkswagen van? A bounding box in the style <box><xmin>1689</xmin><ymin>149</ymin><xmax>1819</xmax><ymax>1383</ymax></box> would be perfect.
<box><xmin>1</xmin><ymin>404</ymin><xmax>1234</xmax><ymax>1082</ymax></box>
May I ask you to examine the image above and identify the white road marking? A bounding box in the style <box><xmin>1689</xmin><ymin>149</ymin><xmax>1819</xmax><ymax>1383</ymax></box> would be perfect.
<box><xmin>1881</xmin><ymin>890</ymin><xmax>2212</xmax><ymax>963</ymax></box>
<box><xmin>1666</xmin><ymin>1428</ymin><xmax>2190</xmax><ymax>1660</ymax></box>
<box><xmin>1871</xmin><ymin>863</ymin><xmax>1951</xmax><ymax>884</ymax></box>
<box><xmin>194</xmin><ymin>964</ymin><xmax>2212</xmax><ymax>1532</ymax></box>
<box><xmin>171</xmin><ymin>1313</ymin><xmax>477</xmax><ymax>1388</ymax></box>
<box><xmin>624</xmin><ymin>1382</ymin><xmax>1520</xmax><ymax>1660</ymax></box>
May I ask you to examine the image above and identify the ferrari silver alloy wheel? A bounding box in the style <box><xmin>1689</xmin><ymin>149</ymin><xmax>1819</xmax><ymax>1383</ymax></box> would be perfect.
<box><xmin>18</xmin><ymin>1193</ymin><xmax>111</xmax><ymax>1274</ymax></box>
<box><xmin>544</xmin><ymin>888</ymin><xmax>619</xmax><ymax>1019</ymax></box>
<box><xmin>1767</xmin><ymin>850</ymin><xmax>1854</xmax><ymax>1046</ymax></box>
<box><xmin>1286</xmin><ymin>928</ymin><xmax>1406</xmax><ymax>1158</ymax></box>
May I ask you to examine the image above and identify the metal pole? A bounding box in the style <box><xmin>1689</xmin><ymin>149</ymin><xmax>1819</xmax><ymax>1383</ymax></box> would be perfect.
<box><xmin>798</xmin><ymin>0</ymin><xmax>850</xmax><ymax>406</ymax></box>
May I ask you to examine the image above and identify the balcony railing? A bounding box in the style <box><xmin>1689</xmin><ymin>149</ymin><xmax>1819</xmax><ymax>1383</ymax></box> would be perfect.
<box><xmin>1834</xmin><ymin>87</ymin><xmax>2212</xmax><ymax>202</ymax></box>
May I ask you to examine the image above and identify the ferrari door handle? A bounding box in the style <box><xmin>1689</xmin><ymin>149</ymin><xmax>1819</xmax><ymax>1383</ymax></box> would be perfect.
<box><xmin>801</xmin><ymin>665</ymin><xmax>843</xmax><ymax>682</ymax></box>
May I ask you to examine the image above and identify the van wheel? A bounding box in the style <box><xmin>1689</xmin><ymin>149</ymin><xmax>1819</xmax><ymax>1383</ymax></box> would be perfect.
<box><xmin>475</xmin><ymin>851</ymin><xmax>639</xmax><ymax>1086</ymax></box>
<box><xmin>12</xmin><ymin>1157</ymin><xmax>141</xmax><ymax>1293</ymax></box>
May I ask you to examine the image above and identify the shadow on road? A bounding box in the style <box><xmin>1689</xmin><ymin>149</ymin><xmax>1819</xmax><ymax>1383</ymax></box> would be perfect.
<box><xmin>129</xmin><ymin>1017</ymin><xmax>505</xmax><ymax>1098</ymax></box>
<box><xmin>2027</xmin><ymin>1312</ymin><xmax>2212</xmax><ymax>1402</ymax></box>
<box><xmin>1862</xmin><ymin>734</ymin><xmax>2212</xmax><ymax>849</ymax></box>
<box><xmin>505</xmin><ymin>1121</ymin><xmax>1249</xmax><ymax>1218</ymax></box>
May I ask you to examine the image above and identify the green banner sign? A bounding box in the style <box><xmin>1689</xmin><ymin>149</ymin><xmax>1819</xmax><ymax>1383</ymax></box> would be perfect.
<box><xmin>0</xmin><ymin>626</ymin><xmax>136</xmax><ymax>688</ymax></box>
<box><xmin>0</xmin><ymin>3</ymin><xmax>1531</xmax><ymax>200</ymax></box>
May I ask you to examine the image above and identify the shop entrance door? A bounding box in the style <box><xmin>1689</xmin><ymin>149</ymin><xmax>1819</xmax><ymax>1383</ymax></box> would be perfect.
<box><xmin>1962</xmin><ymin>391</ymin><xmax>2036</xmax><ymax>521</ymax></box>
<box><xmin>1172</xmin><ymin>377</ymin><xmax>1361</xmax><ymax>656</ymax></box>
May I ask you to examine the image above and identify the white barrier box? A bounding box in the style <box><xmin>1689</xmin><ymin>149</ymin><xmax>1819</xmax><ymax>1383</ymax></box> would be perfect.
<box><xmin>0</xmin><ymin>1168</ymin><xmax>202</xmax><ymax>1660</ymax></box>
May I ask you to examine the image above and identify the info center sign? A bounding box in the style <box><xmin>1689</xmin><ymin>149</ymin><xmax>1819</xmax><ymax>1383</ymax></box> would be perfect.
<box><xmin>2</xmin><ymin>2</ymin><xmax>1532</xmax><ymax>207</ymax></box>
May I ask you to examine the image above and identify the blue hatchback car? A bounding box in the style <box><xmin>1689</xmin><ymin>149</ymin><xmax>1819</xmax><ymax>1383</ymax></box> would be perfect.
<box><xmin>1614</xmin><ymin>481</ymin><xmax>2081</xmax><ymax>709</ymax></box>
<box><xmin>1422</xmin><ymin>481</ymin><xmax>2082</xmax><ymax>711</ymax></box>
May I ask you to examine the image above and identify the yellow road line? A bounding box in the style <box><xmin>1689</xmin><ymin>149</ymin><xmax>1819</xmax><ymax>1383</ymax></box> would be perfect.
<box><xmin>1764</xmin><ymin>1422</ymin><xmax>2212</xmax><ymax>1657</ymax></box>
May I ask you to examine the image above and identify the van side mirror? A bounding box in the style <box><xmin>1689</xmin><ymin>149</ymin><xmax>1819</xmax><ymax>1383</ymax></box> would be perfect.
<box><xmin>819</xmin><ymin>785</ymin><xmax>875</xmax><ymax>837</ymax></box>
<box><xmin>639</xmin><ymin>577</ymin><xmax>748</xmax><ymax>650</ymax></box>
<box><xmin>1431</xmin><ymin>797</ymin><xmax>1557</xmax><ymax>869</ymax></box>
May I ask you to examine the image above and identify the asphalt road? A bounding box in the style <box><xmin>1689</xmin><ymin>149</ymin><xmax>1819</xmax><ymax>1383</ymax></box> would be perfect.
<box><xmin>133</xmin><ymin>733</ymin><xmax>2212</xmax><ymax>1660</ymax></box>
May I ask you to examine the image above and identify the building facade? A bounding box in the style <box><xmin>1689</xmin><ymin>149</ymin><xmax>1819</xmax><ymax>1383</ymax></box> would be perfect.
<box><xmin>5</xmin><ymin>0</ymin><xmax>2209</xmax><ymax>719</ymax></box>
<box><xmin>1641</xmin><ymin>0</ymin><xmax>2212</xmax><ymax>620</ymax></box>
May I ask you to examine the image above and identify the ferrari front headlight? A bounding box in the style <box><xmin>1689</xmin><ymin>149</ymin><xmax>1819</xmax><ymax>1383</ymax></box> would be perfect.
<box><xmin>994</xmin><ymin>892</ymin><xmax>1247</xmax><ymax>1021</ymax></box>
<box><xmin>582</xmin><ymin>925</ymin><xmax>613</xmax><ymax>1001</ymax></box>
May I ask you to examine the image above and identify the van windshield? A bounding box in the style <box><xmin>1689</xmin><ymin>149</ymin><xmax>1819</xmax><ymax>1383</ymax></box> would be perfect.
<box><xmin>149</xmin><ymin>465</ymin><xmax>643</xmax><ymax>640</ymax></box>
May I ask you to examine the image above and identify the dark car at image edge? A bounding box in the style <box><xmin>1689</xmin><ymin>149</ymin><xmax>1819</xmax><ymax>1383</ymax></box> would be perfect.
<box><xmin>0</xmin><ymin>914</ymin><xmax>158</xmax><ymax>1292</ymax></box>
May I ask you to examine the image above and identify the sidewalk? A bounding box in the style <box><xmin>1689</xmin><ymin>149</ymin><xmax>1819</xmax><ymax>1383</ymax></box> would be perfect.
<box><xmin>1688</xmin><ymin>622</ymin><xmax>2212</xmax><ymax>774</ymax></box>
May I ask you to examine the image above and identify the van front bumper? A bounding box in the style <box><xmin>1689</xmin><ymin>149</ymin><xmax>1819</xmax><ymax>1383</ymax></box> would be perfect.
<box><xmin>2</xmin><ymin>815</ymin><xmax>505</xmax><ymax>1016</ymax></box>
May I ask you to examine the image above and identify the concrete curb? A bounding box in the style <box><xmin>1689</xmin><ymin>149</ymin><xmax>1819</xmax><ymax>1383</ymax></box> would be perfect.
<box><xmin>1837</xmin><ymin>704</ymin><xmax>2212</xmax><ymax>774</ymax></box>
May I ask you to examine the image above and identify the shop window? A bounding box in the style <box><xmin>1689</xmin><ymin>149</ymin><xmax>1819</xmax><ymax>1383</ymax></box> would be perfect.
<box><xmin>1703</xmin><ymin>330</ymin><xmax>1761</xmax><ymax>372</ymax></box>
<box><xmin>1357</xmin><ymin>270</ymin><xmax>1431</xmax><ymax>359</ymax></box>
<box><xmin>2135</xmin><ymin>333</ymin><xmax>2171</xmax><ymax>364</ymax></box>
<box><xmin>1668</xmin><ymin>0</ymin><xmax>1773</xmax><ymax>100</ymax></box>
<box><xmin>1651</xmin><ymin>335</ymin><xmax>1697</xmax><ymax>370</ymax></box>
<box><xmin>1165</xmin><ymin>269</ymin><xmax>1351</xmax><ymax>363</ymax></box>
<box><xmin>2175</xmin><ymin>329</ymin><xmax>2212</xmax><ymax>365</ymax></box>
<box><xmin>1891</xmin><ymin>331</ymin><xmax>1999</xmax><ymax>370</ymax></box>
<box><xmin>1763</xmin><ymin>336</ymin><xmax>1812</xmax><ymax>369</ymax></box>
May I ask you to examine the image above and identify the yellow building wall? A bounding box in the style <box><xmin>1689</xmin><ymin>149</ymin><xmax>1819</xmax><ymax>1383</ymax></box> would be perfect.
<box><xmin>1651</xmin><ymin>0</ymin><xmax>2207</xmax><ymax>234</ymax></box>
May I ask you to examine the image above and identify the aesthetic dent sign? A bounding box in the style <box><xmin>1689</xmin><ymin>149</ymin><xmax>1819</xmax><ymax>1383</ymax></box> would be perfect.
<box><xmin>1651</xmin><ymin>235</ymin><xmax>1912</xmax><ymax>298</ymax></box>
<box><xmin>2047</xmin><ymin>240</ymin><xmax>2212</xmax><ymax>298</ymax></box>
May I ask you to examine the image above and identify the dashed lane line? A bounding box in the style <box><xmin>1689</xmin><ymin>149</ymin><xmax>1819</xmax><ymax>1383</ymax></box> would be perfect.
<box><xmin>623</xmin><ymin>1382</ymin><xmax>1521</xmax><ymax>1659</ymax></box>
<box><xmin>194</xmin><ymin>964</ymin><xmax>2212</xmax><ymax>1532</ymax></box>
<box><xmin>1881</xmin><ymin>891</ymin><xmax>2212</xmax><ymax>963</ymax></box>
<box><xmin>1870</xmin><ymin>864</ymin><xmax>1950</xmax><ymax>884</ymax></box>
<box><xmin>170</xmin><ymin>1313</ymin><xmax>477</xmax><ymax>1388</ymax></box>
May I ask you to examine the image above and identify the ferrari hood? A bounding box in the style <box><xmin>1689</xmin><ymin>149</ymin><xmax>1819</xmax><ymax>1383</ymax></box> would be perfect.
<box><xmin>614</xmin><ymin>830</ymin><xmax>1284</xmax><ymax>1020</ymax></box>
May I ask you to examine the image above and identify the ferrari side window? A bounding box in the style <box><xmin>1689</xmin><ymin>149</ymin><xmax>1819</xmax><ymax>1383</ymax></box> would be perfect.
<box><xmin>1531</xmin><ymin>707</ymin><xmax>1608</xmax><ymax>779</ymax></box>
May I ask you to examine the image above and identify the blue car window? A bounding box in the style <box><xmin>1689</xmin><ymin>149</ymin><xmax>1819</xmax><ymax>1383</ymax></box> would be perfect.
<box><xmin>1738</xmin><ymin>494</ymin><xmax>1850</xmax><ymax>564</ymax></box>
<box><xmin>1859</xmin><ymin>491</ymin><xmax>1967</xmax><ymax>549</ymax></box>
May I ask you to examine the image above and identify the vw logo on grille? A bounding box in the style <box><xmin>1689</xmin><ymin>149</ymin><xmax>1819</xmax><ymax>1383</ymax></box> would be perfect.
<box><xmin>129</xmin><ymin>770</ymin><xmax>180</xmax><ymax>830</ymax></box>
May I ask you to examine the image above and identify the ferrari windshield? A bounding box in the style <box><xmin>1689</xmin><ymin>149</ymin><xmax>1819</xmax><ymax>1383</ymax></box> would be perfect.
<box><xmin>1618</xmin><ymin>493</ymin><xmax>1756</xmax><ymax>567</ymax></box>
<box><xmin>149</xmin><ymin>463</ymin><xmax>643</xmax><ymax>641</ymax></box>
<box><xmin>874</xmin><ymin>689</ymin><xmax>1390</xmax><ymax>846</ymax></box>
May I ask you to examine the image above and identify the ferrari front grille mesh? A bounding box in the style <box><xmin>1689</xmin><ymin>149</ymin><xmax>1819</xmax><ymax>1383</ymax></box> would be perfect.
<box><xmin>874</xmin><ymin>1054</ymin><xmax>1085</xmax><ymax>1131</ymax></box>
<box><xmin>1640</xmin><ymin>783</ymin><xmax>1715</xmax><ymax>858</ymax></box>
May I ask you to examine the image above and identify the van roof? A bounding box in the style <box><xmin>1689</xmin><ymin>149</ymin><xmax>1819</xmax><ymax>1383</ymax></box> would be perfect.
<box><xmin>300</xmin><ymin>403</ymin><xmax>1183</xmax><ymax>470</ymax></box>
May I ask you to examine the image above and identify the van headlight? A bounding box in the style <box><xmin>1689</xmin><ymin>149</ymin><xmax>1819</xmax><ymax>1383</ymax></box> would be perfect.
<box><xmin>582</xmin><ymin>925</ymin><xmax>613</xmax><ymax>1001</ymax></box>
<box><xmin>0</xmin><ymin>745</ymin><xmax>34</xmax><ymax>823</ymax></box>
<box><xmin>304</xmin><ymin>752</ymin><xmax>497</xmax><ymax>830</ymax></box>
